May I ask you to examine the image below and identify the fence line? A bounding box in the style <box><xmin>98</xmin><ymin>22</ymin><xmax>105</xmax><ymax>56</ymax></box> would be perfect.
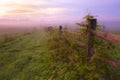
<box><xmin>92</xmin><ymin>30</ymin><xmax>120</xmax><ymax>45</ymax></box>
<box><xmin>63</xmin><ymin>34</ymin><xmax>86</xmax><ymax>47</ymax></box>
<box><xmin>62</xmin><ymin>29</ymin><xmax>81</xmax><ymax>35</ymax></box>
<box><xmin>76</xmin><ymin>41</ymin><xmax>86</xmax><ymax>47</ymax></box>
<box><xmin>101</xmin><ymin>58</ymin><xmax>120</xmax><ymax>70</ymax></box>
<box><xmin>60</xmin><ymin>18</ymin><xmax>120</xmax><ymax>72</ymax></box>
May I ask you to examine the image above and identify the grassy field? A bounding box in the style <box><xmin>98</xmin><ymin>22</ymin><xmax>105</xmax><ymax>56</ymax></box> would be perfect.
<box><xmin>0</xmin><ymin>30</ymin><xmax>53</xmax><ymax>80</ymax></box>
<box><xmin>0</xmin><ymin>29</ymin><xmax>120</xmax><ymax>80</ymax></box>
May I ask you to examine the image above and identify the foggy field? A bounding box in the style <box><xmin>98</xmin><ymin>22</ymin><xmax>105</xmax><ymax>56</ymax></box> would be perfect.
<box><xmin>0</xmin><ymin>30</ymin><xmax>52</xmax><ymax>80</ymax></box>
<box><xmin>0</xmin><ymin>27</ymin><xmax>120</xmax><ymax>80</ymax></box>
<box><xmin>0</xmin><ymin>0</ymin><xmax>120</xmax><ymax>79</ymax></box>
<box><xmin>0</xmin><ymin>27</ymin><xmax>39</xmax><ymax>34</ymax></box>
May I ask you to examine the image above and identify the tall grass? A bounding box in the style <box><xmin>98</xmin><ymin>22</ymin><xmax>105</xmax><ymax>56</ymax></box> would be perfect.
<box><xmin>0</xmin><ymin>28</ymin><xmax>120</xmax><ymax>80</ymax></box>
<box><xmin>47</xmin><ymin>28</ymin><xmax>120</xmax><ymax>80</ymax></box>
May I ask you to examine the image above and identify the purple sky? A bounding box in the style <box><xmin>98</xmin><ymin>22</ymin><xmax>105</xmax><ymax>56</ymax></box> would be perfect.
<box><xmin>0</xmin><ymin>0</ymin><xmax>120</xmax><ymax>30</ymax></box>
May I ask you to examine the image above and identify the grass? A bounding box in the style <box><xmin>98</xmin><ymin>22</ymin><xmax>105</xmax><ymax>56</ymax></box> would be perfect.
<box><xmin>0</xmin><ymin>31</ymin><xmax>53</xmax><ymax>80</ymax></box>
<box><xmin>46</xmin><ymin>29</ymin><xmax>120</xmax><ymax>80</ymax></box>
<box><xmin>0</xmin><ymin>29</ymin><xmax>120</xmax><ymax>80</ymax></box>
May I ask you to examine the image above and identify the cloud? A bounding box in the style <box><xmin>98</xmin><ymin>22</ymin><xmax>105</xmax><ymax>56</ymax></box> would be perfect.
<box><xmin>0</xmin><ymin>18</ymin><xmax>29</xmax><ymax>21</ymax></box>
<box><xmin>0</xmin><ymin>16</ymin><xmax>30</xmax><ymax>22</ymax></box>
<box><xmin>0</xmin><ymin>3</ymin><xmax>67</xmax><ymax>16</ymax></box>
<box><xmin>7</xmin><ymin>9</ymin><xmax>35</xmax><ymax>14</ymax></box>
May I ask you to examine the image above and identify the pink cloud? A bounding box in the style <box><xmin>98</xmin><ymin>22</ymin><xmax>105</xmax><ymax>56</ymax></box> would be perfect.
<box><xmin>7</xmin><ymin>9</ymin><xmax>34</xmax><ymax>14</ymax></box>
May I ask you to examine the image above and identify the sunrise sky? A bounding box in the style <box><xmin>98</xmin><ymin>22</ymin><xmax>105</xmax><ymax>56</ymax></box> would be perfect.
<box><xmin>0</xmin><ymin>0</ymin><xmax>120</xmax><ymax>29</ymax></box>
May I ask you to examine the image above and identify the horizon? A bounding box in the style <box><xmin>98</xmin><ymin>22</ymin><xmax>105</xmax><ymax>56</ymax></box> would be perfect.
<box><xmin>0</xmin><ymin>0</ymin><xmax>120</xmax><ymax>30</ymax></box>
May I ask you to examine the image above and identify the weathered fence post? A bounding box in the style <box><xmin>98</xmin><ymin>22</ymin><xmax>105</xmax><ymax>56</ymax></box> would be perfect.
<box><xmin>59</xmin><ymin>25</ymin><xmax>62</xmax><ymax>33</ymax></box>
<box><xmin>59</xmin><ymin>25</ymin><xmax>63</xmax><ymax>39</ymax></box>
<box><xmin>87</xmin><ymin>19</ymin><xmax>106</xmax><ymax>80</ymax></box>
<box><xmin>86</xmin><ymin>19</ymin><xmax>97</xmax><ymax>58</ymax></box>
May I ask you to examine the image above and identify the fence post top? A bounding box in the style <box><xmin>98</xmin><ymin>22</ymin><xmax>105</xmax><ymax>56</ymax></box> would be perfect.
<box><xmin>88</xmin><ymin>18</ymin><xmax>97</xmax><ymax>21</ymax></box>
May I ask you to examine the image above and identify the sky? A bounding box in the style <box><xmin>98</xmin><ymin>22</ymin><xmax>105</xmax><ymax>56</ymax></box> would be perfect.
<box><xmin>0</xmin><ymin>0</ymin><xmax>120</xmax><ymax>29</ymax></box>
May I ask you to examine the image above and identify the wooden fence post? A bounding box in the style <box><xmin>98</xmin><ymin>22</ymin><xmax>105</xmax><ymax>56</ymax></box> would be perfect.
<box><xmin>86</xmin><ymin>19</ymin><xmax>97</xmax><ymax>58</ymax></box>
<box><xmin>59</xmin><ymin>25</ymin><xmax>62</xmax><ymax>33</ymax></box>
<box><xmin>59</xmin><ymin>25</ymin><xmax>63</xmax><ymax>39</ymax></box>
<box><xmin>87</xmin><ymin>19</ymin><xmax>106</xmax><ymax>80</ymax></box>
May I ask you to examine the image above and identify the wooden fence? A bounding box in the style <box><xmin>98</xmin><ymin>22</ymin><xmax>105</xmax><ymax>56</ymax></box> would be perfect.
<box><xmin>59</xmin><ymin>18</ymin><xmax>120</xmax><ymax>72</ymax></box>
